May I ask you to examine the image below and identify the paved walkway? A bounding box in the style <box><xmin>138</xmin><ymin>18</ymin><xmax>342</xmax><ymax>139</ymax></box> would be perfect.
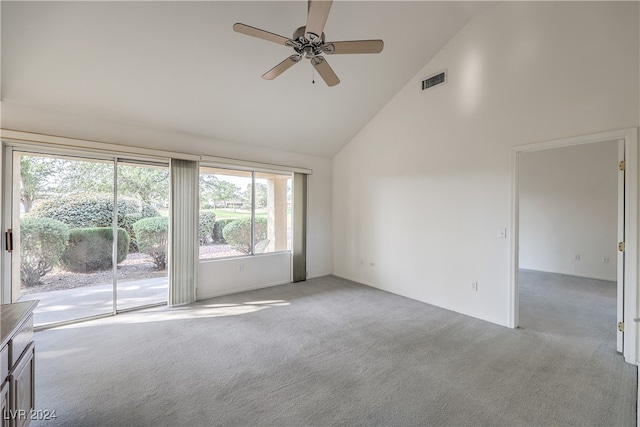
<box><xmin>19</xmin><ymin>277</ymin><xmax>168</xmax><ymax>326</ymax></box>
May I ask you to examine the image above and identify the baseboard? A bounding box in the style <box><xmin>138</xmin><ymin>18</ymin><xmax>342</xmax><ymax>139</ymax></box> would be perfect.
<box><xmin>196</xmin><ymin>279</ymin><xmax>291</xmax><ymax>301</ymax></box>
<box><xmin>332</xmin><ymin>273</ymin><xmax>510</xmax><ymax>328</ymax></box>
<box><xmin>306</xmin><ymin>273</ymin><xmax>333</xmax><ymax>280</ymax></box>
<box><xmin>519</xmin><ymin>268</ymin><xmax>616</xmax><ymax>282</ymax></box>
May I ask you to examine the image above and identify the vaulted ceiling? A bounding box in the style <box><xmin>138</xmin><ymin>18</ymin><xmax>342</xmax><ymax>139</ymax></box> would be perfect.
<box><xmin>1</xmin><ymin>1</ymin><xmax>494</xmax><ymax>158</ymax></box>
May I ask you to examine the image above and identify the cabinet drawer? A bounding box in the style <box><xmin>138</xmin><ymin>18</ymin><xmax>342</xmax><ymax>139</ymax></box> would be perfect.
<box><xmin>9</xmin><ymin>315</ymin><xmax>33</xmax><ymax>368</ymax></box>
<box><xmin>0</xmin><ymin>346</ymin><xmax>7</xmax><ymax>382</ymax></box>
<box><xmin>10</xmin><ymin>343</ymin><xmax>35</xmax><ymax>427</ymax></box>
<box><xmin>1</xmin><ymin>380</ymin><xmax>9</xmax><ymax>427</ymax></box>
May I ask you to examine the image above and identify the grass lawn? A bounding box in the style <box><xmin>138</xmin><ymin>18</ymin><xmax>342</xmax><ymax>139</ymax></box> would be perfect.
<box><xmin>202</xmin><ymin>208</ymin><xmax>267</xmax><ymax>220</ymax></box>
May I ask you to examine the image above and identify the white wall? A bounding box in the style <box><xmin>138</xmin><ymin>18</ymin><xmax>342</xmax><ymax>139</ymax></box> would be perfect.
<box><xmin>332</xmin><ymin>2</ymin><xmax>639</xmax><ymax>326</ymax></box>
<box><xmin>519</xmin><ymin>141</ymin><xmax>618</xmax><ymax>281</ymax></box>
<box><xmin>197</xmin><ymin>252</ymin><xmax>291</xmax><ymax>300</ymax></box>
<box><xmin>1</xmin><ymin>102</ymin><xmax>333</xmax><ymax>297</ymax></box>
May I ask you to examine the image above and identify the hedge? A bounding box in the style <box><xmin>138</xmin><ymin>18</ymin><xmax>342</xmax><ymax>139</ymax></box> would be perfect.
<box><xmin>20</xmin><ymin>217</ymin><xmax>70</xmax><ymax>287</ymax></box>
<box><xmin>222</xmin><ymin>217</ymin><xmax>267</xmax><ymax>254</ymax></box>
<box><xmin>212</xmin><ymin>219</ymin><xmax>234</xmax><ymax>243</ymax></box>
<box><xmin>133</xmin><ymin>217</ymin><xmax>168</xmax><ymax>269</ymax></box>
<box><xmin>28</xmin><ymin>194</ymin><xmax>158</xmax><ymax>251</ymax></box>
<box><xmin>199</xmin><ymin>212</ymin><xmax>217</xmax><ymax>245</ymax></box>
<box><xmin>61</xmin><ymin>228</ymin><xmax>129</xmax><ymax>273</ymax></box>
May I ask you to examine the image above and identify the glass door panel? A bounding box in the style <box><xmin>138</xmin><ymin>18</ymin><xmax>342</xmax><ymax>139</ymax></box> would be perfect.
<box><xmin>115</xmin><ymin>161</ymin><xmax>169</xmax><ymax>311</ymax></box>
<box><xmin>13</xmin><ymin>152</ymin><xmax>115</xmax><ymax>327</ymax></box>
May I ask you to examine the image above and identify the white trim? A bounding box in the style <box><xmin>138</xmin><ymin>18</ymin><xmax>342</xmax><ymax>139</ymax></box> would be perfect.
<box><xmin>198</xmin><ymin>250</ymin><xmax>292</xmax><ymax>264</ymax></box>
<box><xmin>518</xmin><ymin>268</ymin><xmax>617</xmax><ymax>283</ymax></box>
<box><xmin>513</xmin><ymin>128</ymin><xmax>636</xmax><ymax>152</ymax></box>
<box><xmin>623</xmin><ymin>131</ymin><xmax>638</xmax><ymax>364</ymax></box>
<box><xmin>1</xmin><ymin>129</ymin><xmax>312</xmax><ymax>174</ymax></box>
<box><xmin>618</xmin><ymin>140</ymin><xmax>625</xmax><ymax>353</ymax></box>
<box><xmin>195</xmin><ymin>279</ymin><xmax>291</xmax><ymax>301</ymax></box>
<box><xmin>334</xmin><ymin>273</ymin><xmax>511</xmax><ymax>328</ymax></box>
<box><xmin>0</xmin><ymin>129</ymin><xmax>199</xmax><ymax>161</ymax></box>
<box><xmin>201</xmin><ymin>155</ymin><xmax>312</xmax><ymax>175</ymax></box>
<box><xmin>511</xmin><ymin>127</ymin><xmax>638</xmax><ymax>365</ymax></box>
<box><xmin>1</xmin><ymin>146</ymin><xmax>11</xmax><ymax>305</ymax></box>
<box><xmin>508</xmin><ymin>146</ymin><xmax>519</xmax><ymax>329</ymax></box>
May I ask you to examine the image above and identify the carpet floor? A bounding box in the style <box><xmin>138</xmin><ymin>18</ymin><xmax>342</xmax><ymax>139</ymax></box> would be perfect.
<box><xmin>31</xmin><ymin>273</ymin><xmax>636</xmax><ymax>426</ymax></box>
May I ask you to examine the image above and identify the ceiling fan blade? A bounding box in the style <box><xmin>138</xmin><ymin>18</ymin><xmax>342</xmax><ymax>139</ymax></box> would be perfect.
<box><xmin>233</xmin><ymin>23</ymin><xmax>291</xmax><ymax>46</ymax></box>
<box><xmin>262</xmin><ymin>55</ymin><xmax>302</xmax><ymax>80</ymax></box>
<box><xmin>306</xmin><ymin>0</ymin><xmax>333</xmax><ymax>40</ymax></box>
<box><xmin>311</xmin><ymin>56</ymin><xmax>340</xmax><ymax>87</ymax></box>
<box><xmin>324</xmin><ymin>40</ymin><xmax>384</xmax><ymax>55</ymax></box>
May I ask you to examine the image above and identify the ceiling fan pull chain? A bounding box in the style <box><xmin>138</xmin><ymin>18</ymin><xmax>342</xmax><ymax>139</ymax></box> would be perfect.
<box><xmin>312</xmin><ymin>67</ymin><xmax>315</xmax><ymax>84</ymax></box>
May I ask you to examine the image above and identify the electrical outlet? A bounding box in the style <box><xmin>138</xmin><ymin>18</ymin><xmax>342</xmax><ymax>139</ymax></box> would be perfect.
<box><xmin>471</xmin><ymin>282</ymin><xmax>478</xmax><ymax>291</ymax></box>
<box><xmin>239</xmin><ymin>264</ymin><xmax>244</xmax><ymax>272</ymax></box>
<box><xmin>602</xmin><ymin>257</ymin><xmax>610</xmax><ymax>264</ymax></box>
<box><xmin>498</xmin><ymin>228</ymin><xmax>507</xmax><ymax>239</ymax></box>
<box><xmin>574</xmin><ymin>254</ymin><xmax>581</xmax><ymax>261</ymax></box>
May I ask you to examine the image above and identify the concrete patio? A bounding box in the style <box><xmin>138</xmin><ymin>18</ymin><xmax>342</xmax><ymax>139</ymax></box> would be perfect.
<box><xmin>18</xmin><ymin>277</ymin><xmax>168</xmax><ymax>327</ymax></box>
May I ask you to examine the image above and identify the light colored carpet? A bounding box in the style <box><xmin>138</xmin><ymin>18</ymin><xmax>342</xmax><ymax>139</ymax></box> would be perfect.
<box><xmin>32</xmin><ymin>273</ymin><xmax>636</xmax><ymax>426</ymax></box>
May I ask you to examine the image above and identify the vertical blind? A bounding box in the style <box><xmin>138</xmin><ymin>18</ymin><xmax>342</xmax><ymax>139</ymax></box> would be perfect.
<box><xmin>292</xmin><ymin>172</ymin><xmax>308</xmax><ymax>282</ymax></box>
<box><xmin>169</xmin><ymin>158</ymin><xmax>199</xmax><ymax>305</ymax></box>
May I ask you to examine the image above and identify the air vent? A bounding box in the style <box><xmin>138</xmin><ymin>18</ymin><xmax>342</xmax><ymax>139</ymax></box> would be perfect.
<box><xmin>422</xmin><ymin>70</ymin><xmax>447</xmax><ymax>91</ymax></box>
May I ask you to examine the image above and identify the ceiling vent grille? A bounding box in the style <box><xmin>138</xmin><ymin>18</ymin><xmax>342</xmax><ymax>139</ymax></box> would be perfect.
<box><xmin>422</xmin><ymin>70</ymin><xmax>447</xmax><ymax>91</ymax></box>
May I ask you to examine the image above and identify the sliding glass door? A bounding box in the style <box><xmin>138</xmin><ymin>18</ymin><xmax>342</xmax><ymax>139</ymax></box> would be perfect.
<box><xmin>8</xmin><ymin>150</ymin><xmax>169</xmax><ymax>327</ymax></box>
<box><xmin>115</xmin><ymin>161</ymin><xmax>169</xmax><ymax>311</ymax></box>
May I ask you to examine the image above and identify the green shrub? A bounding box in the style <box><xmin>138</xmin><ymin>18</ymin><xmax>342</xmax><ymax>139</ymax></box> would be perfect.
<box><xmin>212</xmin><ymin>219</ymin><xmax>234</xmax><ymax>243</ymax></box>
<box><xmin>133</xmin><ymin>217</ymin><xmax>168</xmax><ymax>269</ymax></box>
<box><xmin>140</xmin><ymin>203</ymin><xmax>160</xmax><ymax>218</ymax></box>
<box><xmin>28</xmin><ymin>194</ymin><xmax>158</xmax><ymax>253</ymax></box>
<box><xmin>222</xmin><ymin>217</ymin><xmax>267</xmax><ymax>254</ymax></box>
<box><xmin>61</xmin><ymin>228</ymin><xmax>129</xmax><ymax>273</ymax></box>
<box><xmin>20</xmin><ymin>217</ymin><xmax>70</xmax><ymax>287</ymax></box>
<box><xmin>28</xmin><ymin>193</ymin><xmax>159</xmax><ymax>229</ymax></box>
<box><xmin>121</xmin><ymin>213</ymin><xmax>142</xmax><ymax>252</ymax></box>
<box><xmin>198</xmin><ymin>212</ymin><xmax>217</xmax><ymax>245</ymax></box>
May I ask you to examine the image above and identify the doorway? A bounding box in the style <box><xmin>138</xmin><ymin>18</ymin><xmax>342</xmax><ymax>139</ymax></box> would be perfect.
<box><xmin>5</xmin><ymin>149</ymin><xmax>170</xmax><ymax>327</ymax></box>
<box><xmin>510</xmin><ymin>128</ymin><xmax>638</xmax><ymax>364</ymax></box>
<box><xmin>518</xmin><ymin>141</ymin><xmax>620</xmax><ymax>349</ymax></box>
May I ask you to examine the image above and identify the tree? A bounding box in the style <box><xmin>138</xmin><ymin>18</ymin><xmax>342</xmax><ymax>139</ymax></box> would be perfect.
<box><xmin>214</xmin><ymin>181</ymin><xmax>242</xmax><ymax>209</ymax></box>
<box><xmin>243</xmin><ymin>182</ymin><xmax>266</xmax><ymax>208</ymax></box>
<box><xmin>57</xmin><ymin>162</ymin><xmax>169</xmax><ymax>207</ymax></box>
<box><xmin>20</xmin><ymin>156</ymin><xmax>63</xmax><ymax>213</ymax></box>
<box><xmin>199</xmin><ymin>173</ymin><xmax>219</xmax><ymax>208</ymax></box>
<box><xmin>19</xmin><ymin>156</ymin><xmax>169</xmax><ymax>213</ymax></box>
<box><xmin>255</xmin><ymin>182</ymin><xmax>268</xmax><ymax>208</ymax></box>
<box><xmin>56</xmin><ymin>160</ymin><xmax>114</xmax><ymax>195</ymax></box>
<box><xmin>117</xmin><ymin>165</ymin><xmax>169</xmax><ymax>206</ymax></box>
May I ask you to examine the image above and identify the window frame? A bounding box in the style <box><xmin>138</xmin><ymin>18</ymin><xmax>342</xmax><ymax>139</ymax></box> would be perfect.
<box><xmin>198</xmin><ymin>164</ymin><xmax>292</xmax><ymax>261</ymax></box>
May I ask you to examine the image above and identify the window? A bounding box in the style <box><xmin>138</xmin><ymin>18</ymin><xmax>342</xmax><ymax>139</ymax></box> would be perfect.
<box><xmin>199</xmin><ymin>166</ymin><xmax>292</xmax><ymax>259</ymax></box>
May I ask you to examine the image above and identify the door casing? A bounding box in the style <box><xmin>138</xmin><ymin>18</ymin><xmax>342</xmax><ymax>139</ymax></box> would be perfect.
<box><xmin>509</xmin><ymin>127</ymin><xmax>638</xmax><ymax>365</ymax></box>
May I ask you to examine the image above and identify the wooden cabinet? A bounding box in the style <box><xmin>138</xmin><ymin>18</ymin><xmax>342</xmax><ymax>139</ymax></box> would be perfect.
<box><xmin>1</xmin><ymin>302</ymin><xmax>37</xmax><ymax>427</ymax></box>
<box><xmin>9</xmin><ymin>344</ymin><xmax>34</xmax><ymax>427</ymax></box>
<box><xmin>1</xmin><ymin>380</ymin><xmax>9</xmax><ymax>427</ymax></box>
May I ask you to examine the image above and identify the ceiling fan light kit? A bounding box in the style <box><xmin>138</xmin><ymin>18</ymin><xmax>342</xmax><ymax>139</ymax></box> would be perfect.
<box><xmin>233</xmin><ymin>0</ymin><xmax>384</xmax><ymax>87</ymax></box>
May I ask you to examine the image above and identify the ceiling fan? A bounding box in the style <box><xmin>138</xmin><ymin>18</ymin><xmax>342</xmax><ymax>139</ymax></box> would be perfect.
<box><xmin>233</xmin><ymin>0</ymin><xmax>384</xmax><ymax>87</ymax></box>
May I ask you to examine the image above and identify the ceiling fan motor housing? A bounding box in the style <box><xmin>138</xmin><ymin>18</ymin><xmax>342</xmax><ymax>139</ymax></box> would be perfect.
<box><xmin>292</xmin><ymin>26</ymin><xmax>326</xmax><ymax>59</ymax></box>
